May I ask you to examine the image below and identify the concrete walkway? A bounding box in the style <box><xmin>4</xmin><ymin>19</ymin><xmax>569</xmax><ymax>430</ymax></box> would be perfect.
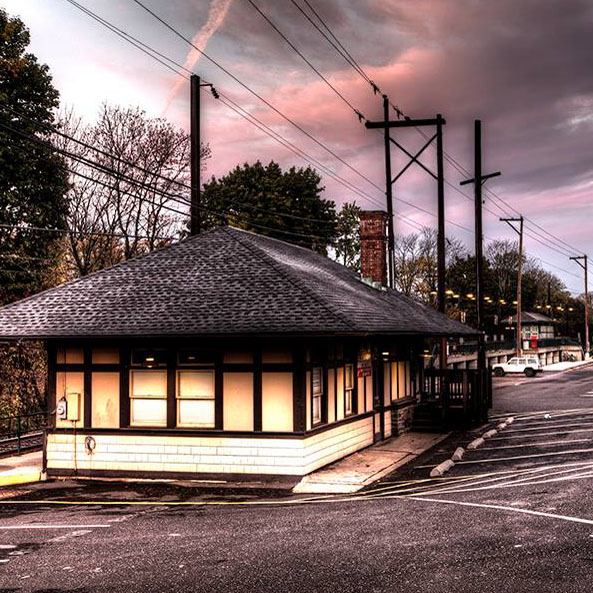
<box><xmin>293</xmin><ymin>432</ymin><xmax>449</xmax><ymax>494</ymax></box>
<box><xmin>0</xmin><ymin>450</ymin><xmax>42</xmax><ymax>486</ymax></box>
<box><xmin>543</xmin><ymin>359</ymin><xmax>593</xmax><ymax>372</ymax></box>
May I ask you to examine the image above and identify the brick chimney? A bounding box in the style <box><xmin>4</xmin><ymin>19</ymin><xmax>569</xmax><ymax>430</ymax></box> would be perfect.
<box><xmin>359</xmin><ymin>210</ymin><xmax>389</xmax><ymax>287</ymax></box>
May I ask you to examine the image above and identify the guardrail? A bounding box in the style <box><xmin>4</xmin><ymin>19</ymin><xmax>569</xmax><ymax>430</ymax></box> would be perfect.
<box><xmin>0</xmin><ymin>411</ymin><xmax>47</xmax><ymax>456</ymax></box>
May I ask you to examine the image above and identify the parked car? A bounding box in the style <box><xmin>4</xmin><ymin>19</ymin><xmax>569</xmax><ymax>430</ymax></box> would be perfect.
<box><xmin>492</xmin><ymin>356</ymin><xmax>543</xmax><ymax>377</ymax></box>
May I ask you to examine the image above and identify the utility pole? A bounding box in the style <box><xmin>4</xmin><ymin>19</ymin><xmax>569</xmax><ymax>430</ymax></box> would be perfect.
<box><xmin>190</xmin><ymin>75</ymin><xmax>219</xmax><ymax>236</ymax></box>
<box><xmin>500</xmin><ymin>216</ymin><xmax>524</xmax><ymax>356</ymax></box>
<box><xmin>365</xmin><ymin>110</ymin><xmax>446</xmax><ymax>297</ymax></box>
<box><xmin>570</xmin><ymin>255</ymin><xmax>590</xmax><ymax>357</ymax></box>
<box><xmin>460</xmin><ymin>120</ymin><xmax>501</xmax><ymax>375</ymax></box>
<box><xmin>382</xmin><ymin>95</ymin><xmax>395</xmax><ymax>287</ymax></box>
<box><xmin>190</xmin><ymin>74</ymin><xmax>201</xmax><ymax>236</ymax></box>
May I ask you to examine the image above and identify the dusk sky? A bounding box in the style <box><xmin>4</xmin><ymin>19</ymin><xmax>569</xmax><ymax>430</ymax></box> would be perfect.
<box><xmin>2</xmin><ymin>0</ymin><xmax>592</xmax><ymax>293</ymax></box>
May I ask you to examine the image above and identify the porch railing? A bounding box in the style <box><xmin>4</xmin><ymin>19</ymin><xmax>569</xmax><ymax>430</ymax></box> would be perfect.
<box><xmin>0</xmin><ymin>411</ymin><xmax>47</xmax><ymax>457</ymax></box>
<box><xmin>421</xmin><ymin>368</ymin><xmax>491</xmax><ymax>427</ymax></box>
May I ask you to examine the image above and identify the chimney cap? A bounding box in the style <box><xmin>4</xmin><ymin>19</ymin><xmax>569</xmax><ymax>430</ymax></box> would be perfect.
<box><xmin>359</xmin><ymin>210</ymin><xmax>389</xmax><ymax>220</ymax></box>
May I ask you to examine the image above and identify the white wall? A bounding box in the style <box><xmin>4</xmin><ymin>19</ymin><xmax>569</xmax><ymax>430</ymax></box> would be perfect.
<box><xmin>46</xmin><ymin>416</ymin><xmax>373</xmax><ymax>477</ymax></box>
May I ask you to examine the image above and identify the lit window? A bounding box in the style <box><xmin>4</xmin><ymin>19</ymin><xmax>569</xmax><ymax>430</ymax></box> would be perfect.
<box><xmin>344</xmin><ymin>364</ymin><xmax>354</xmax><ymax>415</ymax></box>
<box><xmin>177</xmin><ymin>370</ymin><xmax>215</xmax><ymax>428</ymax></box>
<box><xmin>312</xmin><ymin>367</ymin><xmax>323</xmax><ymax>425</ymax></box>
<box><xmin>130</xmin><ymin>370</ymin><xmax>167</xmax><ymax>427</ymax></box>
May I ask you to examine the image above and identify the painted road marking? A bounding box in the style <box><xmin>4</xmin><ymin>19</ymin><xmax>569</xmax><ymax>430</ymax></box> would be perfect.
<box><xmin>429</xmin><ymin>470</ymin><xmax>593</xmax><ymax>496</ymax></box>
<box><xmin>513</xmin><ymin>408</ymin><xmax>593</xmax><ymax>421</ymax></box>
<box><xmin>414</xmin><ymin>464</ymin><xmax>593</xmax><ymax>497</ymax></box>
<box><xmin>490</xmin><ymin>428</ymin><xmax>593</xmax><ymax>440</ymax></box>
<box><xmin>502</xmin><ymin>422</ymin><xmax>593</xmax><ymax>434</ymax></box>
<box><xmin>0</xmin><ymin>524</ymin><xmax>111</xmax><ymax>530</ymax></box>
<box><xmin>454</xmin><ymin>447</ymin><xmax>593</xmax><ymax>465</ymax></box>
<box><xmin>408</xmin><ymin>496</ymin><xmax>593</xmax><ymax>527</ymax></box>
<box><xmin>480</xmin><ymin>438</ymin><xmax>593</xmax><ymax>450</ymax></box>
<box><xmin>373</xmin><ymin>462</ymin><xmax>593</xmax><ymax>499</ymax></box>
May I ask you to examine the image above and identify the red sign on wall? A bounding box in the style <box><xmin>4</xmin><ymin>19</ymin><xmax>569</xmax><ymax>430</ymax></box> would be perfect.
<box><xmin>357</xmin><ymin>361</ymin><xmax>372</xmax><ymax>377</ymax></box>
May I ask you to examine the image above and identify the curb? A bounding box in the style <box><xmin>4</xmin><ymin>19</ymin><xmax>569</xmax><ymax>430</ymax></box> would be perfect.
<box><xmin>430</xmin><ymin>459</ymin><xmax>455</xmax><ymax>478</ymax></box>
<box><xmin>0</xmin><ymin>471</ymin><xmax>41</xmax><ymax>487</ymax></box>
<box><xmin>429</xmin><ymin>413</ymin><xmax>515</xmax><ymax>476</ymax></box>
<box><xmin>467</xmin><ymin>437</ymin><xmax>484</xmax><ymax>450</ymax></box>
<box><xmin>452</xmin><ymin>447</ymin><xmax>465</xmax><ymax>462</ymax></box>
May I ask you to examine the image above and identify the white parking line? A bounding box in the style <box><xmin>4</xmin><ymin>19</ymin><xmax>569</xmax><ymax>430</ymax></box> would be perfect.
<box><xmin>513</xmin><ymin>408</ymin><xmax>593</xmax><ymax>421</ymax></box>
<box><xmin>503</xmin><ymin>422</ymin><xmax>593</xmax><ymax>434</ymax></box>
<box><xmin>416</xmin><ymin>464</ymin><xmax>593</xmax><ymax>496</ymax></box>
<box><xmin>455</xmin><ymin>447</ymin><xmax>593</xmax><ymax>465</ymax></box>
<box><xmin>0</xmin><ymin>524</ymin><xmax>111</xmax><ymax>530</ymax></box>
<box><xmin>408</xmin><ymin>496</ymin><xmax>593</xmax><ymax>526</ymax></box>
<box><xmin>481</xmin><ymin>438</ymin><xmax>593</xmax><ymax>450</ymax></box>
<box><xmin>490</xmin><ymin>428</ymin><xmax>593</xmax><ymax>441</ymax></box>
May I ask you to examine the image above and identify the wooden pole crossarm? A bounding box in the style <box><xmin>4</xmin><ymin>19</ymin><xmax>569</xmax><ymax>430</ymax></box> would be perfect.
<box><xmin>390</xmin><ymin>134</ymin><xmax>438</xmax><ymax>184</ymax></box>
<box><xmin>500</xmin><ymin>217</ymin><xmax>522</xmax><ymax>234</ymax></box>
<box><xmin>570</xmin><ymin>256</ymin><xmax>586</xmax><ymax>271</ymax></box>
<box><xmin>460</xmin><ymin>171</ymin><xmax>501</xmax><ymax>186</ymax></box>
<box><xmin>365</xmin><ymin>116</ymin><xmax>445</xmax><ymax>129</ymax></box>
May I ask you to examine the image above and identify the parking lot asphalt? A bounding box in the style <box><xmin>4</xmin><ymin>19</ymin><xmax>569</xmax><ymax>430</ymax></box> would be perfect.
<box><xmin>2</xmin><ymin>366</ymin><xmax>593</xmax><ymax>592</ymax></box>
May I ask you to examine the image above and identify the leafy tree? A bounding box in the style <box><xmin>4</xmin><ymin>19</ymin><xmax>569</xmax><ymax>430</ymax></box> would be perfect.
<box><xmin>334</xmin><ymin>201</ymin><xmax>361</xmax><ymax>271</ymax></box>
<box><xmin>0</xmin><ymin>9</ymin><xmax>69</xmax><ymax>304</ymax></box>
<box><xmin>198</xmin><ymin>161</ymin><xmax>337</xmax><ymax>254</ymax></box>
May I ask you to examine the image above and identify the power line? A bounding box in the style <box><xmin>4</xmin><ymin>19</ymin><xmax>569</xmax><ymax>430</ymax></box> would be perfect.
<box><xmin>60</xmin><ymin>0</ymin><xmax>392</xmax><ymax>213</ymax></box>
<box><xmin>289</xmin><ymin>1</ymin><xmax>588</xmax><ymax>262</ymax></box>
<box><xmin>1</xmin><ymin>120</ymin><xmax>337</xmax><ymax>244</ymax></box>
<box><xmin>243</xmin><ymin>0</ymin><xmax>365</xmax><ymax>122</ymax></box>
<box><xmin>128</xmin><ymin>0</ymin><xmax>383</xmax><ymax>193</ymax></box>
<box><xmin>2</xmin><ymin>103</ymin><xmax>341</xmax><ymax>228</ymax></box>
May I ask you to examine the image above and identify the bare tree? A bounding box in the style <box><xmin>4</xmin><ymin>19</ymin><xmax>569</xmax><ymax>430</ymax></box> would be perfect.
<box><xmin>394</xmin><ymin>228</ymin><xmax>466</xmax><ymax>301</ymax></box>
<box><xmin>56</xmin><ymin>104</ymin><xmax>211</xmax><ymax>277</ymax></box>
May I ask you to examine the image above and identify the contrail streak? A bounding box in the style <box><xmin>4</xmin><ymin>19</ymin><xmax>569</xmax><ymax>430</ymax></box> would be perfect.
<box><xmin>163</xmin><ymin>0</ymin><xmax>233</xmax><ymax>113</ymax></box>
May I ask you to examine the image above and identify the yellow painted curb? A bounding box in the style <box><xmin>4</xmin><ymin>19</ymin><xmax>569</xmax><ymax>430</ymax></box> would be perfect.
<box><xmin>0</xmin><ymin>472</ymin><xmax>41</xmax><ymax>487</ymax></box>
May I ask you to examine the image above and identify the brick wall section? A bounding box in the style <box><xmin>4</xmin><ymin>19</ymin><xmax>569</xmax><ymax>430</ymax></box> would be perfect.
<box><xmin>359</xmin><ymin>211</ymin><xmax>389</xmax><ymax>286</ymax></box>
<box><xmin>46</xmin><ymin>417</ymin><xmax>374</xmax><ymax>478</ymax></box>
<box><xmin>391</xmin><ymin>402</ymin><xmax>415</xmax><ymax>436</ymax></box>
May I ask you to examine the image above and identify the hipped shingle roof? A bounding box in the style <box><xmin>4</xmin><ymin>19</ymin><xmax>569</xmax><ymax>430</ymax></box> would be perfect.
<box><xmin>0</xmin><ymin>226</ymin><xmax>478</xmax><ymax>339</ymax></box>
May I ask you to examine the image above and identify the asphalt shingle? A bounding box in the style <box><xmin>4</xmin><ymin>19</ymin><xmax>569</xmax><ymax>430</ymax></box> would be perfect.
<box><xmin>0</xmin><ymin>226</ymin><xmax>478</xmax><ymax>339</ymax></box>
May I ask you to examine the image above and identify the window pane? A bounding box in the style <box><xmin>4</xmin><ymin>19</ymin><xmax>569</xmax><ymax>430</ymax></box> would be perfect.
<box><xmin>345</xmin><ymin>365</ymin><xmax>353</xmax><ymax>389</ymax></box>
<box><xmin>178</xmin><ymin>371</ymin><xmax>215</xmax><ymax>398</ymax></box>
<box><xmin>312</xmin><ymin>367</ymin><xmax>323</xmax><ymax>395</ymax></box>
<box><xmin>131</xmin><ymin>398</ymin><xmax>167</xmax><ymax>426</ymax></box>
<box><xmin>345</xmin><ymin>390</ymin><xmax>353</xmax><ymax>414</ymax></box>
<box><xmin>178</xmin><ymin>399</ymin><xmax>215</xmax><ymax>428</ymax></box>
<box><xmin>131</xmin><ymin>370</ymin><xmax>167</xmax><ymax>398</ymax></box>
<box><xmin>313</xmin><ymin>395</ymin><xmax>321</xmax><ymax>423</ymax></box>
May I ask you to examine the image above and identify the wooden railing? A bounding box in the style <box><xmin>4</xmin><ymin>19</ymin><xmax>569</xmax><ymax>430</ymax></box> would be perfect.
<box><xmin>421</xmin><ymin>368</ymin><xmax>491</xmax><ymax>427</ymax></box>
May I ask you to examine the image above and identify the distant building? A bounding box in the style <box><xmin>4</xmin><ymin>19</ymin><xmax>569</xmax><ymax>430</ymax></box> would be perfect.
<box><xmin>507</xmin><ymin>311</ymin><xmax>556</xmax><ymax>349</ymax></box>
<box><xmin>0</xmin><ymin>213</ymin><xmax>481</xmax><ymax>480</ymax></box>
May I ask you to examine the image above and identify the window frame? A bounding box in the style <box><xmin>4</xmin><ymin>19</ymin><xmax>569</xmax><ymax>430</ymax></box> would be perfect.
<box><xmin>129</xmin><ymin>369</ymin><xmax>168</xmax><ymax>427</ymax></box>
<box><xmin>176</xmin><ymin>369</ymin><xmax>216</xmax><ymax>428</ymax></box>
<box><xmin>312</xmin><ymin>366</ymin><xmax>324</xmax><ymax>426</ymax></box>
<box><xmin>344</xmin><ymin>363</ymin><xmax>355</xmax><ymax>416</ymax></box>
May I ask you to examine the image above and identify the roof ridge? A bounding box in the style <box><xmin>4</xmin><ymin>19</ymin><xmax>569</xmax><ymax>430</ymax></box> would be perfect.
<box><xmin>221</xmin><ymin>227</ymin><xmax>358</xmax><ymax>332</ymax></box>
